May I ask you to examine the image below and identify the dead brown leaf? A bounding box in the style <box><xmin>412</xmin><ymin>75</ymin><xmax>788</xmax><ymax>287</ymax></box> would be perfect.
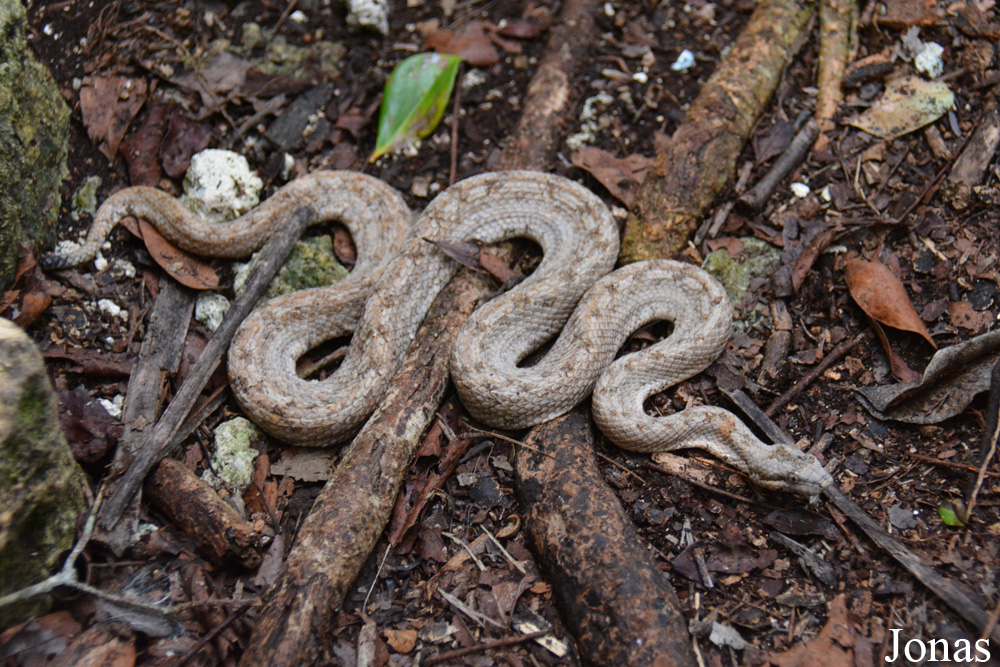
<box><xmin>270</xmin><ymin>448</ymin><xmax>338</xmax><ymax>482</ymax></box>
<box><xmin>79</xmin><ymin>76</ymin><xmax>149</xmax><ymax>161</ymax></box>
<box><xmin>172</xmin><ymin>52</ymin><xmax>253</xmax><ymax>113</ymax></box>
<box><xmin>426</xmin><ymin>21</ymin><xmax>499</xmax><ymax>67</ymax></box>
<box><xmin>122</xmin><ymin>216</ymin><xmax>220</xmax><ymax>290</ymax></box>
<box><xmin>121</xmin><ymin>102</ymin><xmax>170</xmax><ymax>186</ymax></box>
<box><xmin>570</xmin><ymin>147</ymin><xmax>654</xmax><ymax>207</ymax></box>
<box><xmin>844</xmin><ymin>258</ymin><xmax>936</xmax><ymax>348</ymax></box>
<box><xmin>479</xmin><ymin>249</ymin><xmax>517</xmax><ymax>283</ymax></box>
<box><xmin>13</xmin><ymin>291</ymin><xmax>52</xmax><ymax>329</ymax></box>
<box><xmin>384</xmin><ymin>628</ymin><xmax>418</xmax><ymax>654</ymax></box>
<box><xmin>497</xmin><ymin>17</ymin><xmax>551</xmax><ymax>38</ymax></box>
<box><xmin>756</xmin><ymin>595</ymin><xmax>871</xmax><ymax>666</ymax></box>
<box><xmin>160</xmin><ymin>111</ymin><xmax>212</xmax><ymax>179</ymax></box>
<box><xmin>706</xmin><ymin>237</ymin><xmax>745</xmax><ymax>259</ymax></box>
<box><xmin>949</xmin><ymin>300</ymin><xmax>993</xmax><ymax>333</ymax></box>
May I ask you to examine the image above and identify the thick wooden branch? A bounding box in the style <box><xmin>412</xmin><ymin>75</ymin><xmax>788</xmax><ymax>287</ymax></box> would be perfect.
<box><xmin>239</xmin><ymin>269</ymin><xmax>488</xmax><ymax>666</ymax></box>
<box><xmin>239</xmin><ymin>1</ymin><xmax>603</xmax><ymax>664</ymax></box>
<box><xmin>621</xmin><ymin>0</ymin><xmax>814</xmax><ymax>262</ymax></box>
<box><xmin>100</xmin><ymin>206</ymin><xmax>316</xmax><ymax>530</ymax></box>
<box><xmin>515</xmin><ymin>409</ymin><xmax>697</xmax><ymax>667</ymax></box>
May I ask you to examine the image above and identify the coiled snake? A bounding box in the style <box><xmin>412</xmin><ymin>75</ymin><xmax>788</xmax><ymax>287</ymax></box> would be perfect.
<box><xmin>44</xmin><ymin>170</ymin><xmax>832</xmax><ymax>495</ymax></box>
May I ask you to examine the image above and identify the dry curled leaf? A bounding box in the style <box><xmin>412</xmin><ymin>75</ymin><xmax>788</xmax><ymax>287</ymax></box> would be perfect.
<box><xmin>757</xmin><ymin>595</ymin><xmax>872</xmax><ymax>666</ymax></box>
<box><xmin>845</xmin><ymin>258</ymin><xmax>936</xmax><ymax>348</ymax></box>
<box><xmin>426</xmin><ymin>21</ymin><xmax>499</xmax><ymax>67</ymax></box>
<box><xmin>570</xmin><ymin>147</ymin><xmax>653</xmax><ymax>207</ymax></box>
<box><xmin>857</xmin><ymin>330</ymin><xmax>1000</xmax><ymax>424</ymax></box>
<box><xmin>79</xmin><ymin>76</ymin><xmax>149</xmax><ymax>161</ymax></box>
<box><xmin>121</xmin><ymin>216</ymin><xmax>220</xmax><ymax>290</ymax></box>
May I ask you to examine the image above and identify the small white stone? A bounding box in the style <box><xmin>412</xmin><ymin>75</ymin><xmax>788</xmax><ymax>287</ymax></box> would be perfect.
<box><xmin>290</xmin><ymin>9</ymin><xmax>308</xmax><ymax>23</ymax></box>
<box><xmin>281</xmin><ymin>153</ymin><xmax>295</xmax><ymax>181</ymax></box>
<box><xmin>820</xmin><ymin>184</ymin><xmax>832</xmax><ymax>202</ymax></box>
<box><xmin>344</xmin><ymin>0</ymin><xmax>389</xmax><ymax>34</ymax></box>
<box><xmin>98</xmin><ymin>395</ymin><xmax>124</xmax><ymax>419</ymax></box>
<box><xmin>632</xmin><ymin>71</ymin><xmax>649</xmax><ymax>84</ymax></box>
<box><xmin>461</xmin><ymin>68</ymin><xmax>487</xmax><ymax>89</ymax></box>
<box><xmin>790</xmin><ymin>182</ymin><xmax>811</xmax><ymax>198</ymax></box>
<box><xmin>604</xmin><ymin>2</ymin><xmax>615</xmax><ymax>16</ymax></box>
<box><xmin>915</xmin><ymin>42</ymin><xmax>944</xmax><ymax>78</ymax></box>
<box><xmin>195</xmin><ymin>292</ymin><xmax>231</xmax><ymax>333</ymax></box>
<box><xmin>97</xmin><ymin>298</ymin><xmax>123</xmax><ymax>319</ymax></box>
<box><xmin>43</xmin><ymin>23</ymin><xmax>54</xmax><ymax>35</ymax></box>
<box><xmin>93</xmin><ymin>251</ymin><xmax>108</xmax><ymax>272</ymax></box>
<box><xmin>181</xmin><ymin>149</ymin><xmax>263</xmax><ymax>225</ymax></box>
<box><xmin>671</xmin><ymin>50</ymin><xmax>695</xmax><ymax>71</ymax></box>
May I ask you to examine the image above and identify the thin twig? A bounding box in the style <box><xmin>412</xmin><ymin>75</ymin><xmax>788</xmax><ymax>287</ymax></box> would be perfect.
<box><xmin>424</xmin><ymin>630</ymin><xmax>549</xmax><ymax>665</ymax></box>
<box><xmin>739</xmin><ymin>118</ymin><xmax>819</xmax><ymax>211</ymax></box>
<box><xmin>966</xmin><ymin>360</ymin><xmax>1000</xmax><ymax>516</ymax></box>
<box><xmin>765</xmin><ymin>334</ymin><xmax>864</xmax><ymax>417</ymax></box>
<box><xmin>449</xmin><ymin>65</ymin><xmax>464</xmax><ymax>186</ymax></box>
<box><xmin>100</xmin><ymin>206</ymin><xmax>317</xmax><ymax>528</ymax></box>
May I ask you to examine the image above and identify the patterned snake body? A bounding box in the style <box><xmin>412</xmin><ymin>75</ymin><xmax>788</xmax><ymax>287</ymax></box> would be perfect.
<box><xmin>46</xmin><ymin>170</ymin><xmax>832</xmax><ymax>495</ymax></box>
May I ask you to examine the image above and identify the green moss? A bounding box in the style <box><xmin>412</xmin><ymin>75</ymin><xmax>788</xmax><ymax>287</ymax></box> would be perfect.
<box><xmin>703</xmin><ymin>237</ymin><xmax>781</xmax><ymax>331</ymax></box>
<box><xmin>0</xmin><ymin>0</ymin><xmax>70</xmax><ymax>290</ymax></box>
<box><xmin>265</xmin><ymin>235</ymin><xmax>349</xmax><ymax>300</ymax></box>
<box><xmin>71</xmin><ymin>175</ymin><xmax>101</xmax><ymax>220</ymax></box>
<box><xmin>230</xmin><ymin>25</ymin><xmax>345</xmax><ymax>78</ymax></box>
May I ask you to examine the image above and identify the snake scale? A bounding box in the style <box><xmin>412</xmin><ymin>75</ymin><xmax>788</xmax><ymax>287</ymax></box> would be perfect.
<box><xmin>44</xmin><ymin>170</ymin><xmax>832</xmax><ymax>495</ymax></box>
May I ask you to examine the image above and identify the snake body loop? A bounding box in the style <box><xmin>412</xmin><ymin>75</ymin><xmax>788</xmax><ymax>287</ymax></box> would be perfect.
<box><xmin>45</xmin><ymin>170</ymin><xmax>832</xmax><ymax>495</ymax></box>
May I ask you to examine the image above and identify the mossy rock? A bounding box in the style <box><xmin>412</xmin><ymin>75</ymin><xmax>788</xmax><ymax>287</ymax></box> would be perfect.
<box><xmin>0</xmin><ymin>0</ymin><xmax>71</xmax><ymax>290</ymax></box>
<box><xmin>0</xmin><ymin>318</ymin><xmax>89</xmax><ymax>627</ymax></box>
<box><xmin>703</xmin><ymin>237</ymin><xmax>781</xmax><ymax>331</ymax></box>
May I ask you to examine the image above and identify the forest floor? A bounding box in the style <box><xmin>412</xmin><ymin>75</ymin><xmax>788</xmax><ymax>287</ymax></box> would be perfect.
<box><xmin>4</xmin><ymin>0</ymin><xmax>1000</xmax><ymax>665</ymax></box>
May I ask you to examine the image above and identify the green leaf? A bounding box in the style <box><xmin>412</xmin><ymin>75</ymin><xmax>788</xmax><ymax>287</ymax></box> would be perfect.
<box><xmin>938</xmin><ymin>503</ymin><xmax>966</xmax><ymax>527</ymax></box>
<box><xmin>370</xmin><ymin>52</ymin><xmax>462</xmax><ymax>162</ymax></box>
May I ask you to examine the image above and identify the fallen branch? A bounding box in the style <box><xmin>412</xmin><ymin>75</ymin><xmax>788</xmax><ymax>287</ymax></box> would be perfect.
<box><xmin>239</xmin><ymin>0</ymin><xmax>602</xmax><ymax>662</ymax></box>
<box><xmin>515</xmin><ymin>409</ymin><xmax>697</xmax><ymax>667</ymax></box>
<box><xmin>96</xmin><ymin>281</ymin><xmax>195</xmax><ymax>553</ymax></box>
<box><xmin>100</xmin><ymin>206</ymin><xmax>316</xmax><ymax>530</ymax></box>
<box><xmin>495</xmin><ymin>0</ymin><xmax>599</xmax><ymax>171</ymax></box>
<box><xmin>813</xmin><ymin>0</ymin><xmax>853</xmax><ymax>151</ymax></box>
<box><xmin>144</xmin><ymin>459</ymin><xmax>262</xmax><ymax>569</ymax></box>
<box><xmin>965</xmin><ymin>359</ymin><xmax>1000</xmax><ymax>516</ymax></box>
<box><xmin>738</xmin><ymin>118</ymin><xmax>819</xmax><ymax>211</ymax></box>
<box><xmin>424</xmin><ymin>630</ymin><xmax>549</xmax><ymax>665</ymax></box>
<box><xmin>239</xmin><ymin>269</ymin><xmax>488</xmax><ymax>666</ymax></box>
<box><xmin>621</xmin><ymin>0</ymin><xmax>814</xmax><ymax>262</ymax></box>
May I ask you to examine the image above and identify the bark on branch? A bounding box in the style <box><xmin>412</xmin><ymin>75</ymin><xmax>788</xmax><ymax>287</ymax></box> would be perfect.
<box><xmin>621</xmin><ymin>0</ymin><xmax>814</xmax><ymax>262</ymax></box>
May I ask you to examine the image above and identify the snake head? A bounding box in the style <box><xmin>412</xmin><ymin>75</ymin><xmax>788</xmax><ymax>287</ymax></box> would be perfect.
<box><xmin>752</xmin><ymin>444</ymin><xmax>833</xmax><ymax>497</ymax></box>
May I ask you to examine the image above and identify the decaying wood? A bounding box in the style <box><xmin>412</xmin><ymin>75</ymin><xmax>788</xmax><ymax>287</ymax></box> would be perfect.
<box><xmin>96</xmin><ymin>281</ymin><xmax>195</xmax><ymax>554</ymax></box>
<box><xmin>814</xmin><ymin>0</ymin><xmax>853</xmax><ymax>151</ymax></box>
<box><xmin>144</xmin><ymin>459</ymin><xmax>262</xmax><ymax>569</ymax></box>
<box><xmin>620</xmin><ymin>0</ymin><xmax>814</xmax><ymax>262</ymax></box>
<box><xmin>239</xmin><ymin>270</ymin><xmax>488</xmax><ymax>667</ymax></box>
<box><xmin>514</xmin><ymin>409</ymin><xmax>697</xmax><ymax>667</ymax></box>
<box><xmin>100</xmin><ymin>206</ymin><xmax>316</xmax><ymax>531</ymax></box>
<box><xmin>240</xmin><ymin>1</ymin><xmax>602</xmax><ymax>662</ymax></box>
<box><xmin>495</xmin><ymin>0</ymin><xmax>599</xmax><ymax>171</ymax></box>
